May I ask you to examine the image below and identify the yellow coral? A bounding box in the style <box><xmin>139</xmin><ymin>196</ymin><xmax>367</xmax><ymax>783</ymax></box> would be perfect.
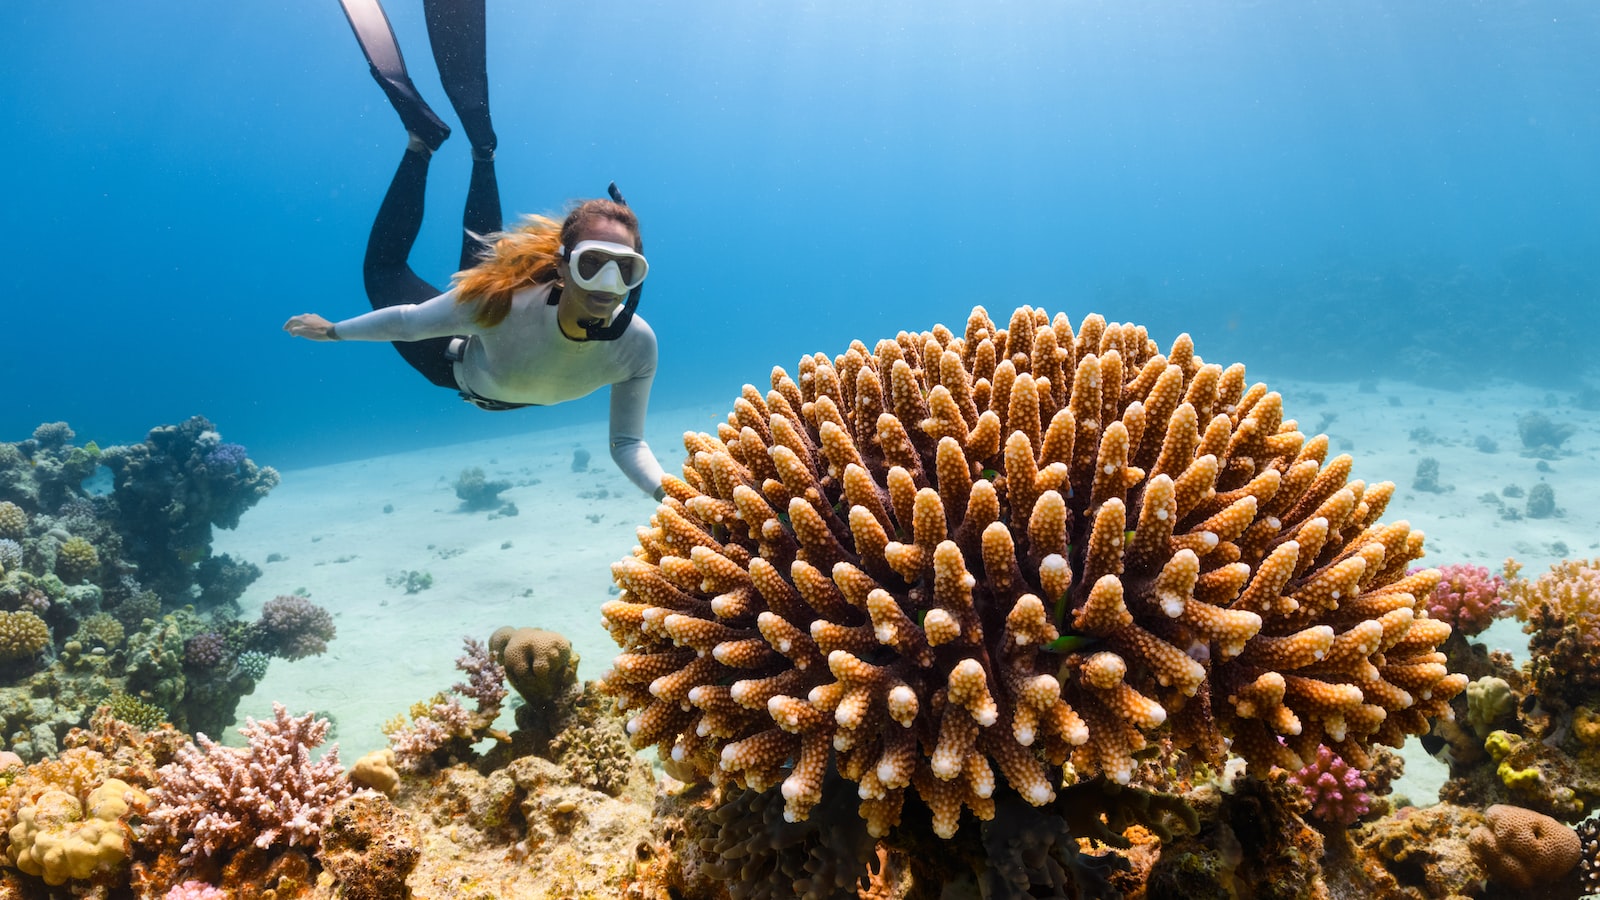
<box><xmin>1505</xmin><ymin>557</ymin><xmax>1600</xmax><ymax>625</ymax></box>
<box><xmin>349</xmin><ymin>748</ymin><xmax>401</xmax><ymax>797</ymax></box>
<box><xmin>601</xmin><ymin>305</ymin><xmax>1466</xmax><ymax>836</ymax></box>
<box><xmin>490</xmin><ymin>626</ymin><xmax>578</xmax><ymax>707</ymax></box>
<box><xmin>0</xmin><ymin>610</ymin><xmax>50</xmax><ymax>662</ymax></box>
<box><xmin>7</xmin><ymin>779</ymin><xmax>147</xmax><ymax>885</ymax></box>
<box><xmin>54</xmin><ymin>537</ymin><xmax>99</xmax><ymax>584</ymax></box>
<box><xmin>0</xmin><ymin>502</ymin><xmax>26</xmax><ymax>541</ymax></box>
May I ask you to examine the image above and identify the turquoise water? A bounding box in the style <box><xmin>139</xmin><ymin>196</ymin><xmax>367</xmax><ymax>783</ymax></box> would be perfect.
<box><xmin>2</xmin><ymin>0</ymin><xmax>1596</xmax><ymax>466</ymax></box>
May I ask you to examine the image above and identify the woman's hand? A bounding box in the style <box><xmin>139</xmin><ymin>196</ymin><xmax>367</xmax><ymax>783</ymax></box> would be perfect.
<box><xmin>284</xmin><ymin>313</ymin><xmax>341</xmax><ymax>341</ymax></box>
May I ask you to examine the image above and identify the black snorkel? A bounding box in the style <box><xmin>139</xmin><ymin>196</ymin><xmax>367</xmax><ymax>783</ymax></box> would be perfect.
<box><xmin>577</xmin><ymin>181</ymin><xmax>643</xmax><ymax>342</ymax></box>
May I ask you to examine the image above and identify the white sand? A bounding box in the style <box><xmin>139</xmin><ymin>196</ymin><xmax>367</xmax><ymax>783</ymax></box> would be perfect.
<box><xmin>213</xmin><ymin>378</ymin><xmax>1600</xmax><ymax>802</ymax></box>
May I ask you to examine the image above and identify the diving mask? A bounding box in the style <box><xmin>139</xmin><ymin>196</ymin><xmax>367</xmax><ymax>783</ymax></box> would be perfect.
<box><xmin>563</xmin><ymin>240</ymin><xmax>649</xmax><ymax>295</ymax></box>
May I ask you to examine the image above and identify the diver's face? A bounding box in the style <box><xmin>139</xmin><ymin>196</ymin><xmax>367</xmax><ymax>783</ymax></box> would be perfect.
<box><xmin>560</xmin><ymin>218</ymin><xmax>639</xmax><ymax>314</ymax></box>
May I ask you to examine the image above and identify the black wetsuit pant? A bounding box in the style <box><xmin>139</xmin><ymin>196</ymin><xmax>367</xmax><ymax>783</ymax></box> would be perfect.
<box><xmin>361</xmin><ymin>0</ymin><xmax>502</xmax><ymax>390</ymax></box>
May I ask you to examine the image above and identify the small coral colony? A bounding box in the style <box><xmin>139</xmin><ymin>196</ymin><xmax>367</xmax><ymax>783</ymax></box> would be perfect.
<box><xmin>0</xmin><ymin>305</ymin><xmax>1596</xmax><ymax>898</ymax></box>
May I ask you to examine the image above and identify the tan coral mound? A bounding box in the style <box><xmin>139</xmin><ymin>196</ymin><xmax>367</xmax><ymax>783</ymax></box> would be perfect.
<box><xmin>601</xmin><ymin>305</ymin><xmax>1468</xmax><ymax>838</ymax></box>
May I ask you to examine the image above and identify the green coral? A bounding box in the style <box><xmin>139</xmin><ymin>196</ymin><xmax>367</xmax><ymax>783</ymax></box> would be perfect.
<box><xmin>1498</xmin><ymin>761</ymin><xmax>1544</xmax><ymax>791</ymax></box>
<box><xmin>104</xmin><ymin>692</ymin><xmax>169</xmax><ymax>731</ymax></box>
<box><xmin>1466</xmin><ymin>676</ymin><xmax>1514</xmax><ymax>734</ymax></box>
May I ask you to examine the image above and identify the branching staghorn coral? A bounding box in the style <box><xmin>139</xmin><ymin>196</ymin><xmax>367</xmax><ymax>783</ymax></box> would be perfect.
<box><xmin>601</xmin><ymin>305</ymin><xmax>1467</xmax><ymax>845</ymax></box>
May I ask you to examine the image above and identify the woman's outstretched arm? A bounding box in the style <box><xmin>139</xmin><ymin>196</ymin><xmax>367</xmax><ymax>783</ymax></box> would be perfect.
<box><xmin>284</xmin><ymin>289</ymin><xmax>473</xmax><ymax>343</ymax></box>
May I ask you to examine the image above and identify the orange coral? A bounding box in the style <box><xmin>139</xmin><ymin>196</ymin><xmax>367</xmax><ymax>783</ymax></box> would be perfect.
<box><xmin>602</xmin><ymin>306</ymin><xmax>1467</xmax><ymax>838</ymax></box>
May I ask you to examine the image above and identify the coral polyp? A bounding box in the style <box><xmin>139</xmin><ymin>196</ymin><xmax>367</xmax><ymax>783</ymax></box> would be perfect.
<box><xmin>602</xmin><ymin>305</ymin><xmax>1467</xmax><ymax>839</ymax></box>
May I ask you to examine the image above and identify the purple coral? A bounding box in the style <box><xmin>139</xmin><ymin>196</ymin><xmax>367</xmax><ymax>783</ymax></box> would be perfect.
<box><xmin>452</xmin><ymin>636</ymin><xmax>508</xmax><ymax>712</ymax></box>
<box><xmin>143</xmin><ymin>702</ymin><xmax>352</xmax><ymax>864</ymax></box>
<box><xmin>258</xmin><ymin>594</ymin><xmax>337</xmax><ymax>660</ymax></box>
<box><xmin>202</xmin><ymin>442</ymin><xmax>249</xmax><ymax>472</ymax></box>
<box><xmin>1423</xmin><ymin>563</ymin><xmax>1508</xmax><ymax>637</ymax></box>
<box><xmin>184</xmin><ymin>631</ymin><xmax>230</xmax><ymax>671</ymax></box>
<box><xmin>1290</xmin><ymin>744</ymin><xmax>1372</xmax><ymax>826</ymax></box>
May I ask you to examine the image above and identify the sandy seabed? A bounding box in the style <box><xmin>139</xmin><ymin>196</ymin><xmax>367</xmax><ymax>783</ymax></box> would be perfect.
<box><xmin>211</xmin><ymin>376</ymin><xmax>1600</xmax><ymax>804</ymax></box>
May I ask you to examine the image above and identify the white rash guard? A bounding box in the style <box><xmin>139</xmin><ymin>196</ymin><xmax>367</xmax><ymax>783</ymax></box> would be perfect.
<box><xmin>332</xmin><ymin>281</ymin><xmax>667</xmax><ymax>497</ymax></box>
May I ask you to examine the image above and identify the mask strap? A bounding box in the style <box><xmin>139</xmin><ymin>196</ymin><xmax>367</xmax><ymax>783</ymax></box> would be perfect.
<box><xmin>576</xmin><ymin>182</ymin><xmax>641</xmax><ymax>341</ymax></box>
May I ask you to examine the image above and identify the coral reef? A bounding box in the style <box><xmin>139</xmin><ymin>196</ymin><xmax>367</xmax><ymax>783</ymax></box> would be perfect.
<box><xmin>98</xmin><ymin>416</ymin><xmax>279</xmax><ymax>600</ymax></box>
<box><xmin>0</xmin><ymin>418</ymin><xmax>304</xmax><ymax>753</ymax></box>
<box><xmin>1352</xmin><ymin>802</ymin><xmax>1487</xmax><ymax>899</ymax></box>
<box><xmin>601</xmin><ymin>303</ymin><xmax>1466</xmax><ymax>890</ymax></box>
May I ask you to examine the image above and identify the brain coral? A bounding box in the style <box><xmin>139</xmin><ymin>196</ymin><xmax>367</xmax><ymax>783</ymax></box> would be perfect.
<box><xmin>600</xmin><ymin>306</ymin><xmax>1468</xmax><ymax>838</ymax></box>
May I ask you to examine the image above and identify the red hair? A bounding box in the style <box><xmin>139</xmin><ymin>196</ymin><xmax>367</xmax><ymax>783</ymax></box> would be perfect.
<box><xmin>452</xmin><ymin>200</ymin><xmax>641</xmax><ymax>328</ymax></box>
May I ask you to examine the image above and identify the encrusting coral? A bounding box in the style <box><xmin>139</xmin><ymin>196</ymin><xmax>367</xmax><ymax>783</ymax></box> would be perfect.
<box><xmin>601</xmin><ymin>305</ymin><xmax>1467</xmax><ymax>863</ymax></box>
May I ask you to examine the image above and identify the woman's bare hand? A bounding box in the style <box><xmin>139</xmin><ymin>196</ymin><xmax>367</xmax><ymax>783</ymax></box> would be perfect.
<box><xmin>284</xmin><ymin>313</ymin><xmax>340</xmax><ymax>341</ymax></box>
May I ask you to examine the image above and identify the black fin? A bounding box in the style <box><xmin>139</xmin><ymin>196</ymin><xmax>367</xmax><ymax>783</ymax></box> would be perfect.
<box><xmin>338</xmin><ymin>0</ymin><xmax>451</xmax><ymax>150</ymax></box>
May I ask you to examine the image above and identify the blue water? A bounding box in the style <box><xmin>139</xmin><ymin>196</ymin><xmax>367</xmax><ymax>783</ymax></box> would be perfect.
<box><xmin>2</xmin><ymin>0</ymin><xmax>1596</xmax><ymax>469</ymax></box>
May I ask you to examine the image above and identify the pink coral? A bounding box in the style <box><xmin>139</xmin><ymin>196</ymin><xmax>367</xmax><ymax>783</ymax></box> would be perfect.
<box><xmin>257</xmin><ymin>594</ymin><xmax>337</xmax><ymax>660</ymax></box>
<box><xmin>163</xmin><ymin>881</ymin><xmax>228</xmax><ymax>900</ymax></box>
<box><xmin>1422</xmin><ymin>563</ymin><xmax>1507</xmax><ymax>636</ymax></box>
<box><xmin>385</xmin><ymin>636</ymin><xmax>508</xmax><ymax>772</ymax></box>
<box><xmin>142</xmin><ymin>703</ymin><xmax>352</xmax><ymax>864</ymax></box>
<box><xmin>1290</xmin><ymin>744</ymin><xmax>1371</xmax><ymax>825</ymax></box>
<box><xmin>388</xmin><ymin>697</ymin><xmax>477</xmax><ymax>771</ymax></box>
